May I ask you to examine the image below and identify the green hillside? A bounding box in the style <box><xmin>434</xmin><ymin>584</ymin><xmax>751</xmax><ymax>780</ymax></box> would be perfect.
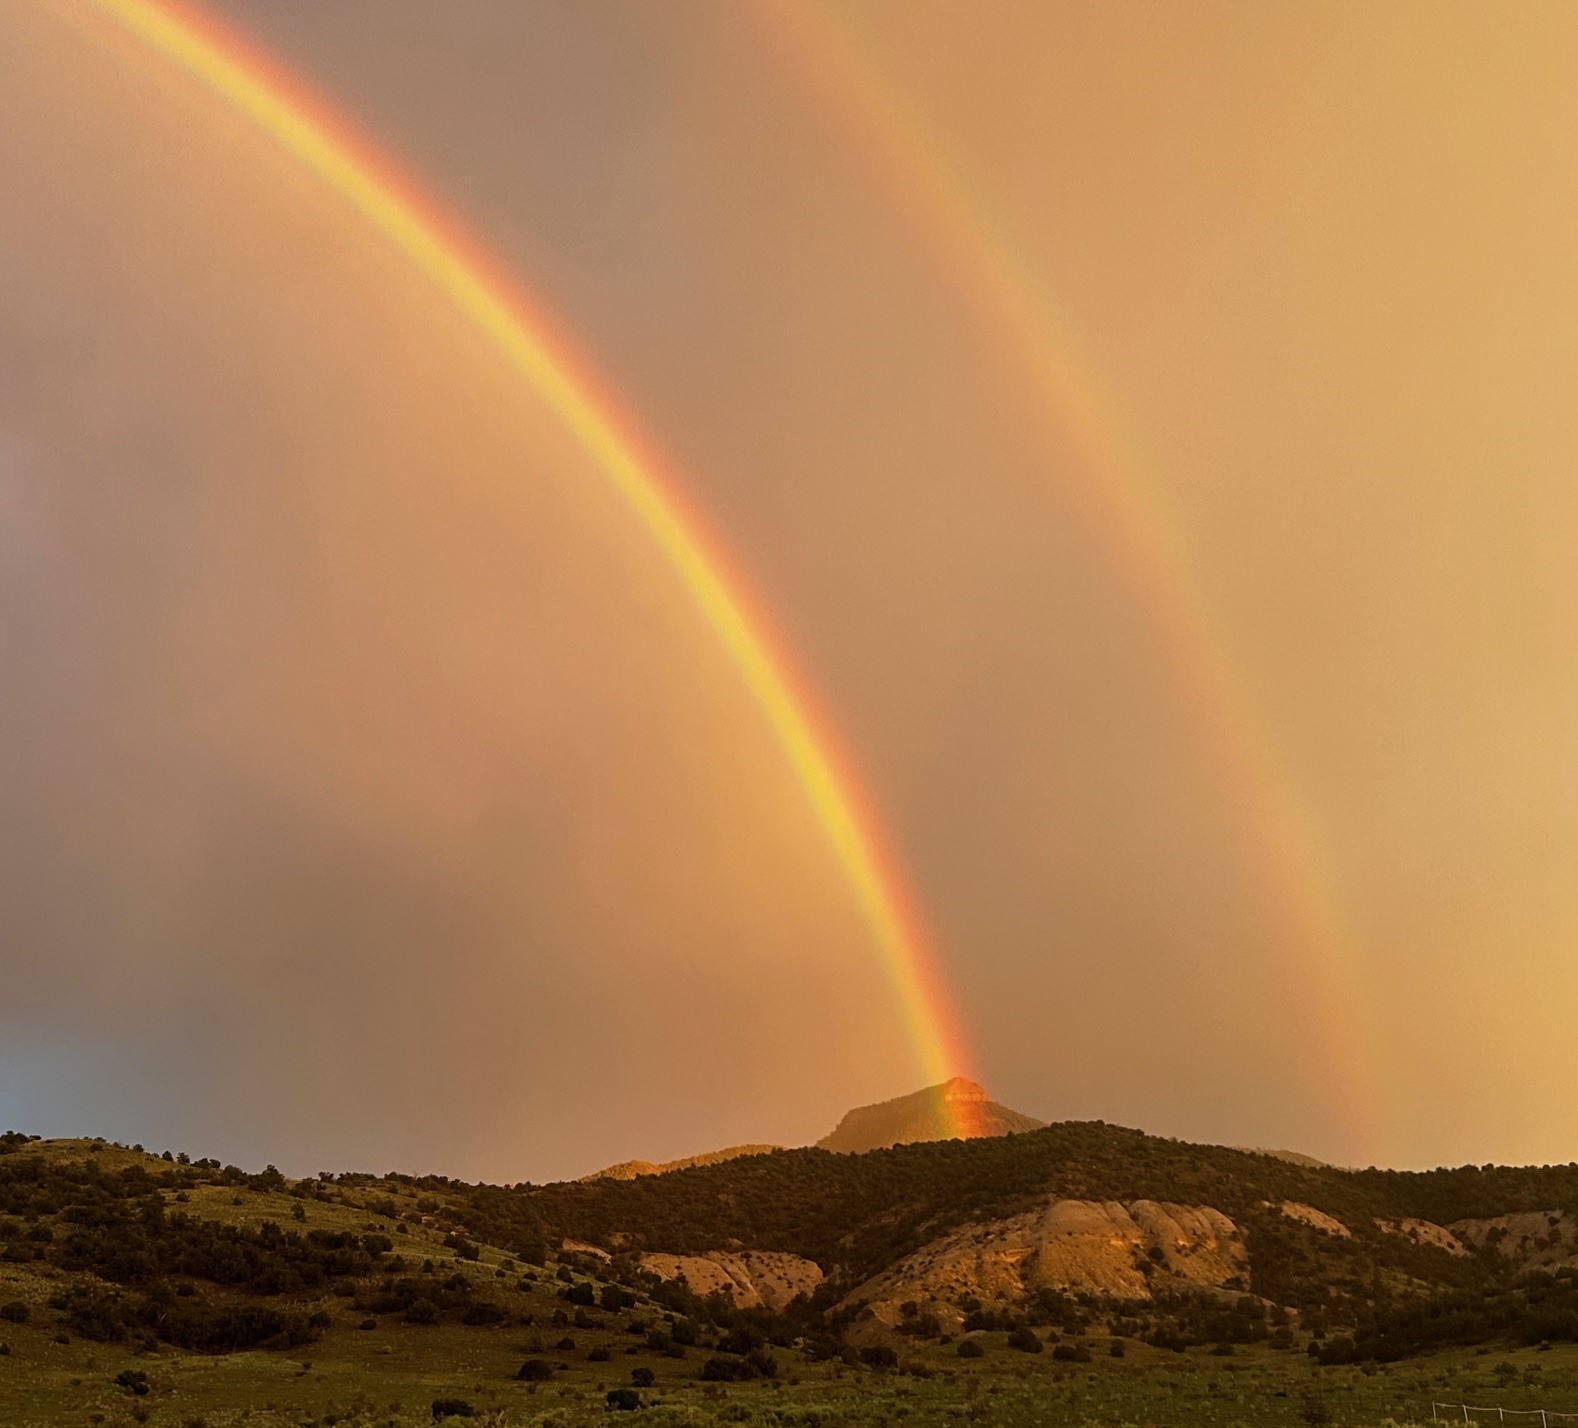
<box><xmin>6</xmin><ymin>1124</ymin><xmax>1578</xmax><ymax>1425</ymax></box>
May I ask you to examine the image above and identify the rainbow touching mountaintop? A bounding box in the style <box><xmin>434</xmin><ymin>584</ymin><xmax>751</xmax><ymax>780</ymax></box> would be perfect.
<box><xmin>71</xmin><ymin>0</ymin><xmax>981</xmax><ymax>1135</ymax></box>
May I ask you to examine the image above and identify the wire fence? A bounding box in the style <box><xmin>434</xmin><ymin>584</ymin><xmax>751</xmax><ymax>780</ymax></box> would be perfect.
<box><xmin>1432</xmin><ymin>1405</ymin><xmax>1578</xmax><ymax>1426</ymax></box>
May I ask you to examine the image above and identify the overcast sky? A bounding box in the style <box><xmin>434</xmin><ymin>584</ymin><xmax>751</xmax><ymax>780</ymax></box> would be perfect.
<box><xmin>1</xmin><ymin>0</ymin><xmax>1574</xmax><ymax>1181</ymax></box>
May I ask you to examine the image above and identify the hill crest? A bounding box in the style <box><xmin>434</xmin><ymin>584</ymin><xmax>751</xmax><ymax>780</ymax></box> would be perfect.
<box><xmin>816</xmin><ymin>1076</ymin><xmax>1043</xmax><ymax>1153</ymax></box>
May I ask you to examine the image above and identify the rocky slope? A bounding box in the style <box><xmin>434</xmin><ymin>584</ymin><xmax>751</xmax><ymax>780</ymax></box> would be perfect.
<box><xmin>843</xmin><ymin>1196</ymin><xmax>1247</xmax><ymax>1326</ymax></box>
<box><xmin>1451</xmin><ymin>1209</ymin><xmax>1577</xmax><ymax>1268</ymax></box>
<box><xmin>816</xmin><ymin>1077</ymin><xmax>1043</xmax><ymax>1153</ymax></box>
<box><xmin>634</xmin><ymin>1249</ymin><xmax>824</xmax><ymax>1310</ymax></box>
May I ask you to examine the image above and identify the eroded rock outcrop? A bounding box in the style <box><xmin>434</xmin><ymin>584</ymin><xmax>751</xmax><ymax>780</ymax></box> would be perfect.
<box><xmin>1451</xmin><ymin>1211</ymin><xmax>1577</xmax><ymax>1268</ymax></box>
<box><xmin>844</xmin><ymin>1197</ymin><xmax>1247</xmax><ymax>1326</ymax></box>
<box><xmin>635</xmin><ymin>1250</ymin><xmax>823</xmax><ymax>1310</ymax></box>
<box><xmin>1274</xmin><ymin>1201</ymin><xmax>1352</xmax><ymax>1237</ymax></box>
<box><xmin>1376</xmin><ymin>1217</ymin><xmax>1467</xmax><ymax>1256</ymax></box>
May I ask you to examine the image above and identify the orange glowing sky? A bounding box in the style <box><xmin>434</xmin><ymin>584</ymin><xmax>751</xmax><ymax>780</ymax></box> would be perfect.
<box><xmin>0</xmin><ymin>0</ymin><xmax>1574</xmax><ymax>1181</ymax></box>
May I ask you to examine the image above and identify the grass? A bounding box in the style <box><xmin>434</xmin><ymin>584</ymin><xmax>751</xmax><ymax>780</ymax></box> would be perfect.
<box><xmin>5</xmin><ymin>1304</ymin><xmax>1578</xmax><ymax>1428</ymax></box>
<box><xmin>5</xmin><ymin>1141</ymin><xmax>1576</xmax><ymax>1427</ymax></box>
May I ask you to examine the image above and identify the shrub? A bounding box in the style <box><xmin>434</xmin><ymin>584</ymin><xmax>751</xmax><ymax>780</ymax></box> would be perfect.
<box><xmin>956</xmin><ymin>1338</ymin><xmax>985</xmax><ymax>1359</ymax></box>
<box><xmin>431</xmin><ymin>1399</ymin><xmax>474</xmax><ymax>1420</ymax></box>
<box><xmin>114</xmin><ymin>1369</ymin><xmax>150</xmax><ymax>1396</ymax></box>
<box><xmin>1052</xmin><ymin>1341</ymin><xmax>1091</xmax><ymax>1362</ymax></box>
<box><xmin>0</xmin><ymin>1301</ymin><xmax>28</xmax><ymax>1324</ymax></box>
<box><xmin>717</xmin><ymin>1326</ymin><xmax>762</xmax><ymax>1355</ymax></box>
<box><xmin>744</xmin><ymin>1348</ymin><xmax>777</xmax><ymax>1379</ymax></box>
<box><xmin>859</xmin><ymin>1344</ymin><xmax>898</xmax><ymax>1369</ymax></box>
<box><xmin>631</xmin><ymin>1366</ymin><xmax>655</xmax><ymax>1387</ymax></box>
<box><xmin>606</xmin><ymin>1388</ymin><xmax>641</xmax><ymax>1411</ymax></box>
<box><xmin>515</xmin><ymin>1358</ymin><xmax>553</xmax><ymax>1381</ymax></box>
<box><xmin>1007</xmin><ymin>1326</ymin><xmax>1043</xmax><ymax>1354</ymax></box>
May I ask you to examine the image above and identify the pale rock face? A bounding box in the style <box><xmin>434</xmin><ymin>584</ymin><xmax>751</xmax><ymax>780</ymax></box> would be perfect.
<box><xmin>560</xmin><ymin>1239</ymin><xmax>613</xmax><ymax>1262</ymax></box>
<box><xmin>1375</xmin><ymin>1217</ymin><xmax>1467</xmax><ymax>1256</ymax></box>
<box><xmin>1451</xmin><ymin>1211</ymin><xmax>1577</xmax><ymax>1268</ymax></box>
<box><xmin>843</xmin><ymin>1197</ymin><xmax>1249</xmax><ymax>1326</ymax></box>
<box><xmin>1275</xmin><ymin>1201</ymin><xmax>1352</xmax><ymax>1238</ymax></box>
<box><xmin>635</xmin><ymin>1250</ymin><xmax>824</xmax><ymax>1311</ymax></box>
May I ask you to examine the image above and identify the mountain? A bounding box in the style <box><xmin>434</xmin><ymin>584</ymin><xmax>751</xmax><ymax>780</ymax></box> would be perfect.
<box><xmin>582</xmin><ymin>1144</ymin><xmax>781</xmax><ymax>1182</ymax></box>
<box><xmin>581</xmin><ymin>1079</ymin><xmax>1036</xmax><ymax>1179</ymax></box>
<box><xmin>815</xmin><ymin>1076</ymin><xmax>1043</xmax><ymax>1153</ymax></box>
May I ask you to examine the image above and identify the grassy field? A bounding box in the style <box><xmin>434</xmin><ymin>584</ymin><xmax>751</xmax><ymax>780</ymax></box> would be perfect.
<box><xmin>5</xmin><ymin>1302</ymin><xmax>1578</xmax><ymax>1428</ymax></box>
<box><xmin>5</xmin><ymin>1139</ymin><xmax>1577</xmax><ymax>1427</ymax></box>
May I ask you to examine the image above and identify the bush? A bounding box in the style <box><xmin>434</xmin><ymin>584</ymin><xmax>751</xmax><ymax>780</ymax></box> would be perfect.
<box><xmin>0</xmin><ymin>1301</ymin><xmax>28</xmax><ymax>1324</ymax></box>
<box><xmin>717</xmin><ymin>1325</ymin><xmax>761</xmax><ymax>1355</ymax></box>
<box><xmin>631</xmin><ymin>1366</ymin><xmax>655</xmax><ymax>1387</ymax></box>
<box><xmin>606</xmin><ymin>1388</ymin><xmax>641</xmax><ymax>1411</ymax></box>
<box><xmin>1007</xmin><ymin>1325</ymin><xmax>1043</xmax><ymax>1354</ymax></box>
<box><xmin>115</xmin><ymin>1369</ymin><xmax>150</xmax><ymax>1396</ymax></box>
<box><xmin>515</xmin><ymin>1358</ymin><xmax>553</xmax><ymax>1381</ymax></box>
<box><xmin>956</xmin><ymin>1338</ymin><xmax>985</xmax><ymax>1359</ymax></box>
<box><xmin>1052</xmin><ymin>1341</ymin><xmax>1091</xmax><ymax>1362</ymax></box>
<box><xmin>431</xmin><ymin>1399</ymin><xmax>474</xmax><ymax>1420</ymax></box>
<box><xmin>859</xmin><ymin>1344</ymin><xmax>898</xmax><ymax>1369</ymax></box>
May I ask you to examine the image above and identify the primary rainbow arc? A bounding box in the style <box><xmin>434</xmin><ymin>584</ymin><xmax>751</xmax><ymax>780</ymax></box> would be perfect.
<box><xmin>76</xmin><ymin>0</ymin><xmax>981</xmax><ymax>1135</ymax></box>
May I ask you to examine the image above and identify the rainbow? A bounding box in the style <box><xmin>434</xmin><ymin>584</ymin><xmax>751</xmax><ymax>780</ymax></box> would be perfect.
<box><xmin>68</xmin><ymin>0</ymin><xmax>984</xmax><ymax>1134</ymax></box>
<box><xmin>763</xmin><ymin>1</ymin><xmax>1378</xmax><ymax>1153</ymax></box>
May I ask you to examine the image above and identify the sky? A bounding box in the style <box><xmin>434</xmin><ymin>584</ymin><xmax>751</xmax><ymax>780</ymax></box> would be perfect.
<box><xmin>0</xmin><ymin>0</ymin><xmax>1574</xmax><ymax>1183</ymax></box>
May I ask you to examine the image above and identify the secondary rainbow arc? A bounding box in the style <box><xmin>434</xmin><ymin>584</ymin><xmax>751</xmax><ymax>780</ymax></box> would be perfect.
<box><xmin>765</xmin><ymin>1</ymin><xmax>1378</xmax><ymax>1152</ymax></box>
<box><xmin>73</xmin><ymin>0</ymin><xmax>982</xmax><ymax>1135</ymax></box>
